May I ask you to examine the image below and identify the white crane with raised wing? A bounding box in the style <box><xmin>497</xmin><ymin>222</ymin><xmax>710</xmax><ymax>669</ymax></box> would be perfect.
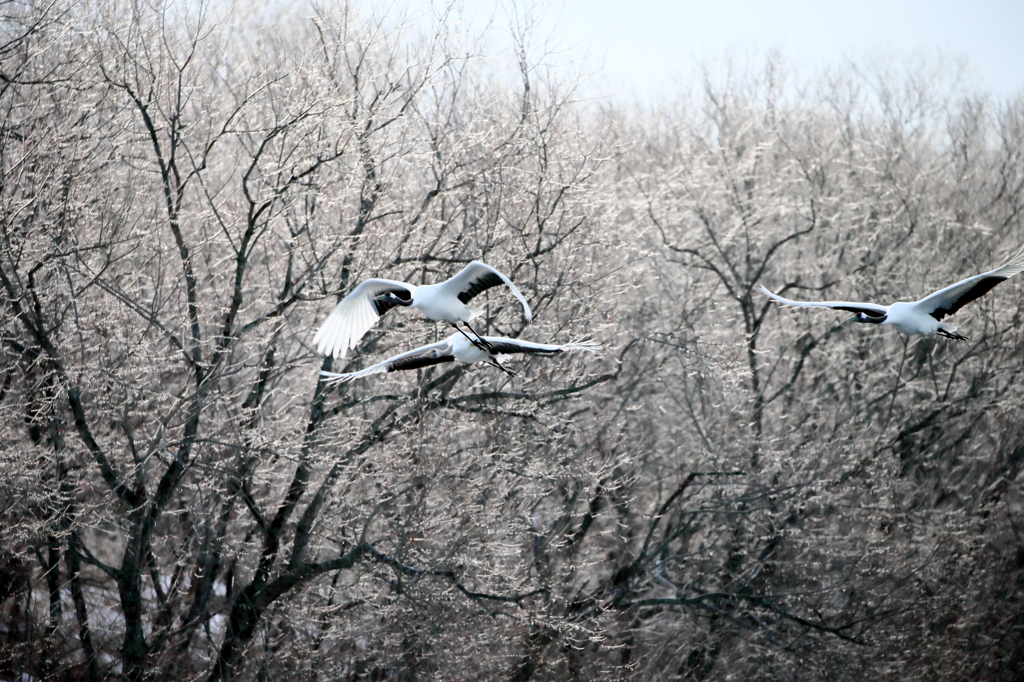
<box><xmin>314</xmin><ymin>261</ymin><xmax>532</xmax><ymax>359</ymax></box>
<box><xmin>761</xmin><ymin>244</ymin><xmax>1024</xmax><ymax>340</ymax></box>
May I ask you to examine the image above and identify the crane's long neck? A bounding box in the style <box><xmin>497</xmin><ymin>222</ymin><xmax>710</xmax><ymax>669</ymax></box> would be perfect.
<box><xmin>374</xmin><ymin>292</ymin><xmax>415</xmax><ymax>317</ymax></box>
<box><xmin>852</xmin><ymin>313</ymin><xmax>887</xmax><ymax>325</ymax></box>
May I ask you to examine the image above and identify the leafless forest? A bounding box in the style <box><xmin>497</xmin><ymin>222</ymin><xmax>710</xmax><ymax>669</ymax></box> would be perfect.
<box><xmin>1</xmin><ymin>1</ymin><xmax>1023</xmax><ymax>680</ymax></box>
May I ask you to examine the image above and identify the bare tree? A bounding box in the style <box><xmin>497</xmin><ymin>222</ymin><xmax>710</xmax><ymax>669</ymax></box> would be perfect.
<box><xmin>607</xmin><ymin>55</ymin><xmax>1024</xmax><ymax>680</ymax></box>
<box><xmin>2</xmin><ymin>2</ymin><xmax>1022</xmax><ymax>681</ymax></box>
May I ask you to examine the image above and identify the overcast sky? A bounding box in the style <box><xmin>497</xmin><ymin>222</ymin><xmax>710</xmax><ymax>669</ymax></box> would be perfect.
<box><xmin>450</xmin><ymin>0</ymin><xmax>1024</xmax><ymax>101</ymax></box>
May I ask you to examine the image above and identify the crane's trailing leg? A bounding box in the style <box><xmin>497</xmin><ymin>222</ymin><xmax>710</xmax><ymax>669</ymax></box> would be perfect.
<box><xmin>461</xmin><ymin>320</ymin><xmax>495</xmax><ymax>351</ymax></box>
<box><xmin>936</xmin><ymin>325</ymin><xmax>968</xmax><ymax>340</ymax></box>
<box><xmin>487</xmin><ymin>360</ymin><xmax>517</xmax><ymax>377</ymax></box>
<box><xmin>449</xmin><ymin>322</ymin><xmax>493</xmax><ymax>352</ymax></box>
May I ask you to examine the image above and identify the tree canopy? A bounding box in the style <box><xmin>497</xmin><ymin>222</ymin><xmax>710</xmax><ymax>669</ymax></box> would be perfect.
<box><xmin>1</xmin><ymin>2</ymin><xmax>1022</xmax><ymax>680</ymax></box>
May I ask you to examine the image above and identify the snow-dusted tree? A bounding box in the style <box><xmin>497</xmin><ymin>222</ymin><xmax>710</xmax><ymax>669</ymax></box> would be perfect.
<box><xmin>2</xmin><ymin>2</ymin><xmax>1022</xmax><ymax>681</ymax></box>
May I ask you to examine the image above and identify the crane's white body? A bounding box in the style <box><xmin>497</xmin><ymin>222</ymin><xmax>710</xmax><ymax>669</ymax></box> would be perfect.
<box><xmin>319</xmin><ymin>333</ymin><xmax>600</xmax><ymax>384</ymax></box>
<box><xmin>882</xmin><ymin>301</ymin><xmax>945</xmax><ymax>336</ymax></box>
<box><xmin>762</xmin><ymin>244</ymin><xmax>1024</xmax><ymax>339</ymax></box>
<box><xmin>314</xmin><ymin>261</ymin><xmax>532</xmax><ymax>359</ymax></box>
<box><xmin>409</xmin><ymin>283</ymin><xmax>480</xmax><ymax>323</ymax></box>
<box><xmin>447</xmin><ymin>333</ymin><xmax>499</xmax><ymax>363</ymax></box>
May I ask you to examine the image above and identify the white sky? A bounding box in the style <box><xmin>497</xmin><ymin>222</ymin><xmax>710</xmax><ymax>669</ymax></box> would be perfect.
<box><xmin>448</xmin><ymin>0</ymin><xmax>1024</xmax><ymax>101</ymax></box>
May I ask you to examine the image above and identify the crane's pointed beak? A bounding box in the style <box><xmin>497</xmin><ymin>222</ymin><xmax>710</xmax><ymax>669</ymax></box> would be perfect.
<box><xmin>844</xmin><ymin>315</ymin><xmax>859</xmax><ymax>323</ymax></box>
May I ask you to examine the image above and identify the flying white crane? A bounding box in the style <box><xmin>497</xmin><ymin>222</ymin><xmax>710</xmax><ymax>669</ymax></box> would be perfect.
<box><xmin>313</xmin><ymin>261</ymin><xmax>532</xmax><ymax>359</ymax></box>
<box><xmin>318</xmin><ymin>333</ymin><xmax>600</xmax><ymax>384</ymax></box>
<box><xmin>761</xmin><ymin>244</ymin><xmax>1024</xmax><ymax>339</ymax></box>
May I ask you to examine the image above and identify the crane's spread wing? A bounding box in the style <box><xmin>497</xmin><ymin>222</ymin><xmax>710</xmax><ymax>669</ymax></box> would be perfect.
<box><xmin>313</xmin><ymin>278</ymin><xmax>415</xmax><ymax>359</ymax></box>
<box><xmin>760</xmin><ymin>285</ymin><xmax>888</xmax><ymax>318</ymax></box>
<box><xmin>912</xmin><ymin>244</ymin><xmax>1024</xmax><ymax>321</ymax></box>
<box><xmin>480</xmin><ymin>336</ymin><xmax>602</xmax><ymax>357</ymax></box>
<box><xmin>438</xmin><ymin>261</ymin><xmax>533</xmax><ymax>323</ymax></box>
<box><xmin>318</xmin><ymin>339</ymin><xmax>455</xmax><ymax>384</ymax></box>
